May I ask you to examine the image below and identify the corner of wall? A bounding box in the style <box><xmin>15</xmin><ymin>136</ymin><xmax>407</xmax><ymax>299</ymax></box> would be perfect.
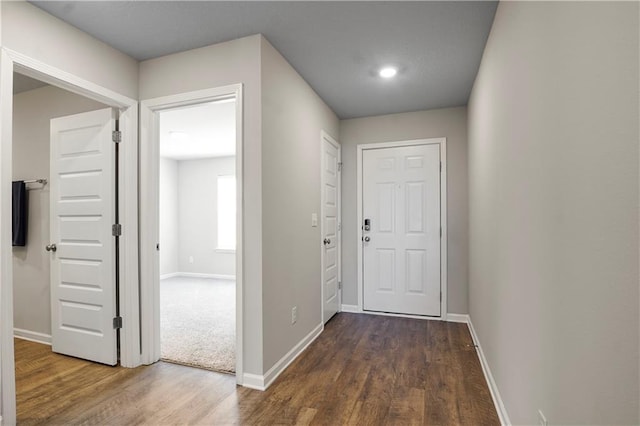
<box><xmin>466</xmin><ymin>316</ymin><xmax>511</xmax><ymax>426</ymax></box>
<box><xmin>2</xmin><ymin>1</ymin><xmax>138</xmax><ymax>99</ymax></box>
<box><xmin>258</xmin><ymin>34</ymin><xmax>339</xmax><ymax>374</ymax></box>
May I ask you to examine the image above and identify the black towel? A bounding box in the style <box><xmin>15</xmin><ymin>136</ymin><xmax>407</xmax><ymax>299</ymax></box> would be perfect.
<box><xmin>12</xmin><ymin>181</ymin><xmax>27</xmax><ymax>246</ymax></box>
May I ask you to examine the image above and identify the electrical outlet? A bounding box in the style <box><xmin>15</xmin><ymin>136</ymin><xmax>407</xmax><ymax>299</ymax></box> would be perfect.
<box><xmin>291</xmin><ymin>306</ymin><xmax>298</xmax><ymax>324</ymax></box>
<box><xmin>189</xmin><ymin>256</ymin><xmax>194</xmax><ymax>264</ymax></box>
<box><xmin>537</xmin><ymin>410</ymin><xmax>548</xmax><ymax>426</ymax></box>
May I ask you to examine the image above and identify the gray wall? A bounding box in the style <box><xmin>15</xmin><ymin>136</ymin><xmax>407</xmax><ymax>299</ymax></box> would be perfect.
<box><xmin>468</xmin><ymin>2</ymin><xmax>639</xmax><ymax>424</ymax></box>
<box><xmin>2</xmin><ymin>1</ymin><xmax>138</xmax><ymax>100</ymax></box>
<box><xmin>339</xmin><ymin>107</ymin><xmax>468</xmax><ymax>314</ymax></box>
<box><xmin>177</xmin><ymin>157</ymin><xmax>235</xmax><ymax>276</ymax></box>
<box><xmin>140</xmin><ymin>34</ymin><xmax>265</xmax><ymax>375</ymax></box>
<box><xmin>159</xmin><ymin>158</ymin><xmax>178</xmax><ymax>277</ymax></box>
<box><xmin>12</xmin><ymin>84</ymin><xmax>106</xmax><ymax>336</ymax></box>
<box><xmin>2</xmin><ymin>4</ymin><xmax>137</xmax><ymax>419</ymax></box>
<box><xmin>260</xmin><ymin>37</ymin><xmax>339</xmax><ymax>370</ymax></box>
<box><xmin>142</xmin><ymin>34</ymin><xmax>340</xmax><ymax>374</ymax></box>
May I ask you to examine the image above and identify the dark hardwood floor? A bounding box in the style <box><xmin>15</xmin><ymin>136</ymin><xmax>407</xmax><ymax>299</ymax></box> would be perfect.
<box><xmin>15</xmin><ymin>313</ymin><xmax>499</xmax><ymax>425</ymax></box>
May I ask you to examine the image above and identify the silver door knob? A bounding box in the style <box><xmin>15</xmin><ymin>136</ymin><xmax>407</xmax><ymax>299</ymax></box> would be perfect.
<box><xmin>363</xmin><ymin>236</ymin><xmax>370</xmax><ymax>242</ymax></box>
<box><xmin>323</xmin><ymin>238</ymin><xmax>331</xmax><ymax>245</ymax></box>
<box><xmin>45</xmin><ymin>243</ymin><xmax>57</xmax><ymax>252</ymax></box>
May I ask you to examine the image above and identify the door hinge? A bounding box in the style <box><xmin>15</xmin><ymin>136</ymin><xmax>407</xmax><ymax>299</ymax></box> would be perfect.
<box><xmin>338</xmin><ymin>281</ymin><xmax>342</xmax><ymax>290</ymax></box>
<box><xmin>112</xmin><ymin>224</ymin><xmax>122</xmax><ymax>237</ymax></box>
<box><xmin>440</xmin><ymin>292</ymin><xmax>442</xmax><ymax>302</ymax></box>
<box><xmin>338</xmin><ymin>162</ymin><xmax>343</xmax><ymax>172</ymax></box>
<box><xmin>112</xmin><ymin>130</ymin><xmax>122</xmax><ymax>143</ymax></box>
<box><xmin>440</xmin><ymin>226</ymin><xmax>442</xmax><ymax>238</ymax></box>
<box><xmin>113</xmin><ymin>316</ymin><xmax>123</xmax><ymax>329</ymax></box>
<box><xmin>440</xmin><ymin>161</ymin><xmax>442</xmax><ymax>172</ymax></box>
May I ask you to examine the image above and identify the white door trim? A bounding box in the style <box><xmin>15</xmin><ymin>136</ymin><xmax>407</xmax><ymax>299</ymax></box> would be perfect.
<box><xmin>0</xmin><ymin>47</ymin><xmax>139</xmax><ymax>425</ymax></box>
<box><xmin>320</xmin><ymin>131</ymin><xmax>342</xmax><ymax>323</ymax></box>
<box><xmin>139</xmin><ymin>85</ymin><xmax>244</xmax><ymax>384</ymax></box>
<box><xmin>356</xmin><ymin>138</ymin><xmax>447</xmax><ymax>319</ymax></box>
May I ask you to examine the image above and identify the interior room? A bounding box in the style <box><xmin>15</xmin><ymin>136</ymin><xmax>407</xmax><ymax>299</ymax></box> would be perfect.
<box><xmin>158</xmin><ymin>100</ymin><xmax>237</xmax><ymax>373</ymax></box>
<box><xmin>0</xmin><ymin>1</ymin><xmax>638</xmax><ymax>425</ymax></box>
<box><xmin>11</xmin><ymin>72</ymin><xmax>112</xmax><ymax>344</ymax></box>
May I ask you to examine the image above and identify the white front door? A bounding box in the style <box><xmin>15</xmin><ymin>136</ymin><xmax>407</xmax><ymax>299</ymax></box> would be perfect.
<box><xmin>321</xmin><ymin>133</ymin><xmax>341</xmax><ymax>323</ymax></box>
<box><xmin>362</xmin><ymin>144</ymin><xmax>441</xmax><ymax>316</ymax></box>
<box><xmin>49</xmin><ymin>108</ymin><xmax>118</xmax><ymax>365</ymax></box>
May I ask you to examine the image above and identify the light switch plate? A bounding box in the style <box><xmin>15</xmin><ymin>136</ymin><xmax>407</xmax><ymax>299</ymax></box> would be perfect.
<box><xmin>311</xmin><ymin>213</ymin><xmax>318</xmax><ymax>227</ymax></box>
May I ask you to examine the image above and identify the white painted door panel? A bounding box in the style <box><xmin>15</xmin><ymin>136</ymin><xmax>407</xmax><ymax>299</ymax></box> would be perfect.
<box><xmin>50</xmin><ymin>108</ymin><xmax>117</xmax><ymax>365</ymax></box>
<box><xmin>362</xmin><ymin>144</ymin><xmax>441</xmax><ymax>316</ymax></box>
<box><xmin>322</xmin><ymin>135</ymin><xmax>340</xmax><ymax>323</ymax></box>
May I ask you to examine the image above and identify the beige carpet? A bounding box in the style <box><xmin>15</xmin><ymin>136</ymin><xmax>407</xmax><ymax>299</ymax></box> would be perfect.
<box><xmin>160</xmin><ymin>276</ymin><xmax>235</xmax><ymax>374</ymax></box>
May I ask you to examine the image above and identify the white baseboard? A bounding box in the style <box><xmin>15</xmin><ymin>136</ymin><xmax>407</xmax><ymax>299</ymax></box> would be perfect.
<box><xmin>340</xmin><ymin>304</ymin><xmax>361</xmax><ymax>313</ymax></box>
<box><xmin>177</xmin><ymin>272</ymin><xmax>235</xmax><ymax>280</ymax></box>
<box><xmin>446</xmin><ymin>313</ymin><xmax>470</xmax><ymax>323</ymax></box>
<box><xmin>14</xmin><ymin>328</ymin><xmax>52</xmax><ymax>345</ymax></box>
<box><xmin>160</xmin><ymin>272</ymin><xmax>180</xmax><ymax>280</ymax></box>
<box><xmin>242</xmin><ymin>322</ymin><xmax>324</xmax><ymax>391</ymax></box>
<box><xmin>241</xmin><ymin>373</ymin><xmax>265</xmax><ymax>390</ymax></box>
<box><xmin>467</xmin><ymin>317</ymin><xmax>511</xmax><ymax>426</ymax></box>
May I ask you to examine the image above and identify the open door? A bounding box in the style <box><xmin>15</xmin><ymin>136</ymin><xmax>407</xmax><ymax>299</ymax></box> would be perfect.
<box><xmin>49</xmin><ymin>108</ymin><xmax>118</xmax><ymax>365</ymax></box>
<box><xmin>321</xmin><ymin>132</ymin><xmax>341</xmax><ymax>323</ymax></box>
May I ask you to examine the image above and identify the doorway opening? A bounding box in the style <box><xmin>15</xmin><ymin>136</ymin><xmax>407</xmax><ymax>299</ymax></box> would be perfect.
<box><xmin>158</xmin><ymin>100</ymin><xmax>237</xmax><ymax>373</ymax></box>
<box><xmin>1</xmin><ymin>51</ymin><xmax>139</xmax><ymax>425</ymax></box>
<box><xmin>11</xmin><ymin>71</ymin><xmax>122</xmax><ymax>421</ymax></box>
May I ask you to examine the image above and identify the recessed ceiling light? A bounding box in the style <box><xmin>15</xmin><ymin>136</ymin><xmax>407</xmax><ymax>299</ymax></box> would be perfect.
<box><xmin>379</xmin><ymin>67</ymin><xmax>398</xmax><ymax>79</ymax></box>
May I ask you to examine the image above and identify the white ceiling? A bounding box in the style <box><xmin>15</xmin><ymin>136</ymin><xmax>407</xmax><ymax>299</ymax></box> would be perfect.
<box><xmin>159</xmin><ymin>100</ymin><xmax>236</xmax><ymax>160</ymax></box>
<box><xmin>30</xmin><ymin>1</ymin><xmax>498</xmax><ymax>119</ymax></box>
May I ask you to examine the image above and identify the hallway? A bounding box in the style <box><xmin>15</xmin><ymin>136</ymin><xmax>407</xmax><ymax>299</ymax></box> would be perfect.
<box><xmin>15</xmin><ymin>313</ymin><xmax>498</xmax><ymax>424</ymax></box>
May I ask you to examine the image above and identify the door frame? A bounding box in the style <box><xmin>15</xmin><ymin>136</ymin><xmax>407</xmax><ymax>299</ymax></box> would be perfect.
<box><xmin>0</xmin><ymin>48</ymin><xmax>140</xmax><ymax>425</ymax></box>
<box><xmin>139</xmin><ymin>85</ymin><xmax>244</xmax><ymax>383</ymax></box>
<box><xmin>320</xmin><ymin>131</ymin><xmax>342</xmax><ymax>324</ymax></box>
<box><xmin>356</xmin><ymin>138</ymin><xmax>447</xmax><ymax>320</ymax></box>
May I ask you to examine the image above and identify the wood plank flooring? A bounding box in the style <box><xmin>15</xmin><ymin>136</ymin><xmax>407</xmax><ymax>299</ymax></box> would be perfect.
<box><xmin>15</xmin><ymin>313</ymin><xmax>499</xmax><ymax>425</ymax></box>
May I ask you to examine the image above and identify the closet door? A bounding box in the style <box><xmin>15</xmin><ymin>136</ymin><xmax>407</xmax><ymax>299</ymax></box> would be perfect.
<box><xmin>49</xmin><ymin>108</ymin><xmax>118</xmax><ymax>366</ymax></box>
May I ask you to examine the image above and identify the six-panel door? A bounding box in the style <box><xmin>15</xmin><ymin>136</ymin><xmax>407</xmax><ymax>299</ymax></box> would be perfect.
<box><xmin>362</xmin><ymin>144</ymin><xmax>441</xmax><ymax>317</ymax></box>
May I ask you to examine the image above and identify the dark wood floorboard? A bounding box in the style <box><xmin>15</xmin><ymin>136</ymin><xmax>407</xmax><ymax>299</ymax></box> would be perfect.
<box><xmin>15</xmin><ymin>313</ymin><xmax>499</xmax><ymax>425</ymax></box>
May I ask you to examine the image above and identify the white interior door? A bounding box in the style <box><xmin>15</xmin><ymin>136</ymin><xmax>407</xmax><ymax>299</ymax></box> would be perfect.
<box><xmin>362</xmin><ymin>144</ymin><xmax>441</xmax><ymax>316</ymax></box>
<box><xmin>321</xmin><ymin>134</ymin><xmax>341</xmax><ymax>323</ymax></box>
<box><xmin>49</xmin><ymin>108</ymin><xmax>118</xmax><ymax>365</ymax></box>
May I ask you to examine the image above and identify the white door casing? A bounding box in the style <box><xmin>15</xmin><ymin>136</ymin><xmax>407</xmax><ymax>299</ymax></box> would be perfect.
<box><xmin>139</xmin><ymin>85</ymin><xmax>244</xmax><ymax>383</ymax></box>
<box><xmin>321</xmin><ymin>132</ymin><xmax>341</xmax><ymax>323</ymax></box>
<box><xmin>50</xmin><ymin>107</ymin><xmax>118</xmax><ymax>365</ymax></box>
<box><xmin>362</xmin><ymin>143</ymin><xmax>441</xmax><ymax>317</ymax></box>
<box><xmin>1</xmin><ymin>48</ymin><xmax>139</xmax><ymax>425</ymax></box>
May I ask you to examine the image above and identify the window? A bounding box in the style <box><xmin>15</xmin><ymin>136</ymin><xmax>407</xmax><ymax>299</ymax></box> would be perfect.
<box><xmin>217</xmin><ymin>175</ymin><xmax>236</xmax><ymax>250</ymax></box>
